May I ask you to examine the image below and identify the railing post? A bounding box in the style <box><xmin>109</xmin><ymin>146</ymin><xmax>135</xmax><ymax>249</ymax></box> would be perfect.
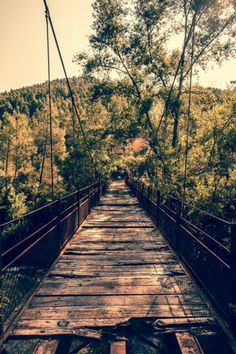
<box><xmin>102</xmin><ymin>181</ymin><xmax>105</xmax><ymax>196</ymax></box>
<box><xmin>175</xmin><ymin>199</ymin><xmax>182</xmax><ymax>251</ymax></box>
<box><xmin>88</xmin><ymin>185</ymin><xmax>91</xmax><ymax>212</ymax></box>
<box><xmin>0</xmin><ymin>229</ymin><xmax>3</xmax><ymax>350</ymax></box>
<box><xmin>95</xmin><ymin>182</ymin><xmax>98</xmax><ymax>204</ymax></box>
<box><xmin>141</xmin><ymin>184</ymin><xmax>144</xmax><ymax>205</ymax></box>
<box><xmin>230</xmin><ymin>223</ymin><xmax>236</xmax><ymax>330</ymax></box>
<box><xmin>92</xmin><ymin>183</ymin><xmax>95</xmax><ymax>207</ymax></box>
<box><xmin>92</xmin><ymin>182</ymin><xmax>97</xmax><ymax>207</ymax></box>
<box><xmin>99</xmin><ymin>179</ymin><xmax>101</xmax><ymax>199</ymax></box>
<box><xmin>56</xmin><ymin>199</ymin><xmax>61</xmax><ymax>254</ymax></box>
<box><xmin>147</xmin><ymin>186</ymin><xmax>151</xmax><ymax>213</ymax></box>
<box><xmin>156</xmin><ymin>190</ymin><xmax>161</xmax><ymax>227</ymax></box>
<box><xmin>77</xmin><ymin>189</ymin><xmax>80</xmax><ymax>227</ymax></box>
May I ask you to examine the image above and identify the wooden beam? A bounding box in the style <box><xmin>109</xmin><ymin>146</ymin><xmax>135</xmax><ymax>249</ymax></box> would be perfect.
<box><xmin>110</xmin><ymin>341</ymin><xmax>126</xmax><ymax>354</ymax></box>
<box><xmin>34</xmin><ymin>339</ymin><xmax>60</xmax><ymax>354</ymax></box>
<box><xmin>175</xmin><ymin>332</ymin><xmax>203</xmax><ymax>354</ymax></box>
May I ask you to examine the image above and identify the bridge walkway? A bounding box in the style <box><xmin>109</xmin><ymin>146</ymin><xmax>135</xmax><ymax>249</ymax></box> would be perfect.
<box><xmin>12</xmin><ymin>181</ymin><xmax>214</xmax><ymax>338</ymax></box>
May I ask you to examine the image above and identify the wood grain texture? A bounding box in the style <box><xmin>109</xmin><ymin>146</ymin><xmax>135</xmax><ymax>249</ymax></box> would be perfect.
<box><xmin>110</xmin><ymin>341</ymin><xmax>126</xmax><ymax>354</ymax></box>
<box><xmin>175</xmin><ymin>332</ymin><xmax>203</xmax><ymax>354</ymax></box>
<box><xmin>12</xmin><ymin>181</ymin><xmax>214</xmax><ymax>337</ymax></box>
<box><xmin>34</xmin><ymin>340</ymin><xmax>59</xmax><ymax>354</ymax></box>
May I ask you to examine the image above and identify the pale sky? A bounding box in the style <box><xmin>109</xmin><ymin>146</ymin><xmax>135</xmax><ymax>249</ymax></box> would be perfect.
<box><xmin>0</xmin><ymin>0</ymin><xmax>93</xmax><ymax>92</ymax></box>
<box><xmin>0</xmin><ymin>0</ymin><xmax>236</xmax><ymax>93</ymax></box>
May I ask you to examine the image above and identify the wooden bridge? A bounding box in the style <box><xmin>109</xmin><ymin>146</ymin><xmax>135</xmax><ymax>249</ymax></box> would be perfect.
<box><xmin>1</xmin><ymin>180</ymin><xmax>236</xmax><ymax>353</ymax></box>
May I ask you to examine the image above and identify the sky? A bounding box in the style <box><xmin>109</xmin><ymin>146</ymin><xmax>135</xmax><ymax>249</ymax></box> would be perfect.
<box><xmin>0</xmin><ymin>0</ymin><xmax>93</xmax><ymax>92</ymax></box>
<box><xmin>0</xmin><ymin>0</ymin><xmax>236</xmax><ymax>93</ymax></box>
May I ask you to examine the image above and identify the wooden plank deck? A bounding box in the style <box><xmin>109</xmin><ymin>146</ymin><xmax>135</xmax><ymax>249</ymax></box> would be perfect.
<box><xmin>12</xmin><ymin>181</ymin><xmax>214</xmax><ymax>336</ymax></box>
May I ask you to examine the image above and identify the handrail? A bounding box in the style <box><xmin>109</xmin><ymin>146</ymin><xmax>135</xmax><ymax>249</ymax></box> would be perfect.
<box><xmin>126</xmin><ymin>178</ymin><xmax>236</xmax><ymax>333</ymax></box>
<box><xmin>59</xmin><ymin>190</ymin><xmax>78</xmax><ymax>201</ymax></box>
<box><xmin>131</xmin><ymin>181</ymin><xmax>233</xmax><ymax>243</ymax></box>
<box><xmin>169</xmin><ymin>194</ymin><xmax>233</xmax><ymax>224</ymax></box>
<box><xmin>0</xmin><ymin>180</ymin><xmax>108</xmax><ymax>341</ymax></box>
<box><xmin>0</xmin><ymin>182</ymin><xmax>101</xmax><ymax>229</ymax></box>
<box><xmin>156</xmin><ymin>200</ymin><xmax>230</xmax><ymax>256</ymax></box>
<box><xmin>0</xmin><ymin>200</ymin><xmax>58</xmax><ymax>229</ymax></box>
<box><xmin>180</xmin><ymin>215</ymin><xmax>230</xmax><ymax>253</ymax></box>
<box><xmin>79</xmin><ymin>183</ymin><xmax>98</xmax><ymax>192</ymax></box>
<box><xmin>2</xmin><ymin>216</ymin><xmax>58</xmax><ymax>272</ymax></box>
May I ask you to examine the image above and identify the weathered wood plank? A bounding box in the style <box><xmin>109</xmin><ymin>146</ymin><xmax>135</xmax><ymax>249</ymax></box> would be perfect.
<box><xmin>13</xmin><ymin>316</ymin><xmax>213</xmax><ymax>336</ymax></box>
<box><xmin>34</xmin><ymin>339</ymin><xmax>60</xmax><ymax>354</ymax></box>
<box><xmin>13</xmin><ymin>318</ymin><xmax>132</xmax><ymax>334</ymax></box>
<box><xmin>68</xmin><ymin>242</ymin><xmax>165</xmax><ymax>249</ymax></box>
<box><xmin>47</xmin><ymin>272</ymin><xmax>185</xmax><ymax>279</ymax></box>
<box><xmin>40</xmin><ymin>277</ymin><xmax>194</xmax><ymax>297</ymax></box>
<box><xmin>76</xmin><ymin>228</ymin><xmax>156</xmax><ymax>234</ymax></box>
<box><xmin>62</xmin><ymin>252</ymin><xmax>170</xmax><ymax>259</ymax></box>
<box><xmin>76</xmin><ymin>234</ymin><xmax>158</xmax><ymax>239</ymax></box>
<box><xmin>56</xmin><ymin>258</ymin><xmax>178</xmax><ymax>266</ymax></box>
<box><xmin>154</xmin><ymin>317</ymin><xmax>214</xmax><ymax>327</ymax></box>
<box><xmin>110</xmin><ymin>341</ymin><xmax>126</xmax><ymax>354</ymax></box>
<box><xmin>85</xmin><ymin>220</ymin><xmax>153</xmax><ymax>225</ymax></box>
<box><xmin>52</xmin><ymin>262</ymin><xmax>181</xmax><ymax>270</ymax></box>
<box><xmin>20</xmin><ymin>305</ymin><xmax>210</xmax><ymax>321</ymax></box>
<box><xmin>57</xmin><ymin>253</ymin><xmax>176</xmax><ymax>259</ymax></box>
<box><xmin>64</xmin><ymin>246</ymin><xmax>168</xmax><ymax>253</ymax></box>
<box><xmin>12</xmin><ymin>181</ymin><xmax>213</xmax><ymax>338</ymax></box>
<box><xmin>175</xmin><ymin>332</ymin><xmax>203</xmax><ymax>354</ymax></box>
<box><xmin>36</xmin><ymin>284</ymin><xmax>197</xmax><ymax>296</ymax></box>
<box><xmin>30</xmin><ymin>294</ymin><xmax>204</xmax><ymax>308</ymax></box>
<box><xmin>66</xmin><ymin>246</ymin><xmax>166</xmax><ymax>253</ymax></box>
<box><xmin>49</xmin><ymin>268</ymin><xmax>171</xmax><ymax>276</ymax></box>
<box><xmin>51</xmin><ymin>265</ymin><xmax>182</xmax><ymax>274</ymax></box>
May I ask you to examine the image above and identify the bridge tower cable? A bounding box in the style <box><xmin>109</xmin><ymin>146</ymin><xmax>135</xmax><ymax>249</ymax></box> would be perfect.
<box><xmin>43</xmin><ymin>0</ymin><xmax>99</xmax><ymax>181</ymax></box>
<box><xmin>45</xmin><ymin>5</ymin><xmax>54</xmax><ymax>199</ymax></box>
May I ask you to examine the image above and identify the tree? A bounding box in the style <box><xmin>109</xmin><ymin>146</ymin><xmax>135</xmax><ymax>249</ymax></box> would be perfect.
<box><xmin>74</xmin><ymin>0</ymin><xmax>236</xmax><ymax>150</ymax></box>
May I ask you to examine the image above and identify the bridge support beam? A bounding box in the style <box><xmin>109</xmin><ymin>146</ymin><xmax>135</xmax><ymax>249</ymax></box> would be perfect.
<box><xmin>110</xmin><ymin>341</ymin><xmax>126</xmax><ymax>354</ymax></box>
<box><xmin>34</xmin><ymin>339</ymin><xmax>60</xmax><ymax>354</ymax></box>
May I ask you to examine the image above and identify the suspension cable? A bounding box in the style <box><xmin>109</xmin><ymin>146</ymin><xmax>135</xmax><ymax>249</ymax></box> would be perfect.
<box><xmin>43</xmin><ymin>0</ymin><xmax>98</xmax><ymax>179</ymax></box>
<box><xmin>71</xmin><ymin>105</ymin><xmax>76</xmax><ymax>183</ymax></box>
<box><xmin>45</xmin><ymin>7</ymin><xmax>54</xmax><ymax>199</ymax></box>
<box><xmin>183</xmin><ymin>25</ymin><xmax>195</xmax><ymax>203</ymax></box>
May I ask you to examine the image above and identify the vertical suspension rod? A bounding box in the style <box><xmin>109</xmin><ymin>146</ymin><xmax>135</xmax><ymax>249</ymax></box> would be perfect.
<box><xmin>45</xmin><ymin>7</ymin><xmax>54</xmax><ymax>199</ymax></box>
<box><xmin>43</xmin><ymin>0</ymin><xmax>98</xmax><ymax>181</ymax></box>
<box><xmin>183</xmin><ymin>25</ymin><xmax>195</xmax><ymax>203</ymax></box>
<box><xmin>72</xmin><ymin>105</ymin><xmax>76</xmax><ymax>183</ymax></box>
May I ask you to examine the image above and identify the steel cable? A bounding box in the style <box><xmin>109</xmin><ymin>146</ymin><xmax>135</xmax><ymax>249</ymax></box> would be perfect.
<box><xmin>43</xmin><ymin>0</ymin><xmax>98</xmax><ymax>179</ymax></box>
<box><xmin>45</xmin><ymin>8</ymin><xmax>54</xmax><ymax>199</ymax></box>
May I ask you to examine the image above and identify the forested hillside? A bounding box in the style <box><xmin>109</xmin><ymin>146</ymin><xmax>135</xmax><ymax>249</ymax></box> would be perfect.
<box><xmin>0</xmin><ymin>77</ymin><xmax>119</xmax><ymax>221</ymax></box>
<box><xmin>1</xmin><ymin>0</ymin><xmax>236</xmax><ymax>223</ymax></box>
<box><xmin>0</xmin><ymin>77</ymin><xmax>235</xmax><ymax>222</ymax></box>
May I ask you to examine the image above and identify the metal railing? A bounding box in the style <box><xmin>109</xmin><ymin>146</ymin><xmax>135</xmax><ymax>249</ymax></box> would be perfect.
<box><xmin>0</xmin><ymin>181</ymin><xmax>107</xmax><ymax>341</ymax></box>
<box><xmin>126</xmin><ymin>179</ymin><xmax>236</xmax><ymax>332</ymax></box>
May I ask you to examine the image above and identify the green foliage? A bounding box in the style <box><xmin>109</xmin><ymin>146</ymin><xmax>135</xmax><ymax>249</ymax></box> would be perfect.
<box><xmin>5</xmin><ymin>187</ymin><xmax>28</xmax><ymax>219</ymax></box>
<box><xmin>0</xmin><ymin>77</ymin><xmax>138</xmax><ymax>221</ymax></box>
<box><xmin>1</xmin><ymin>0</ymin><xmax>236</xmax><ymax>222</ymax></box>
<box><xmin>0</xmin><ymin>76</ymin><xmax>235</xmax><ymax>221</ymax></box>
<box><xmin>72</xmin><ymin>0</ymin><xmax>236</xmax><ymax>220</ymax></box>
